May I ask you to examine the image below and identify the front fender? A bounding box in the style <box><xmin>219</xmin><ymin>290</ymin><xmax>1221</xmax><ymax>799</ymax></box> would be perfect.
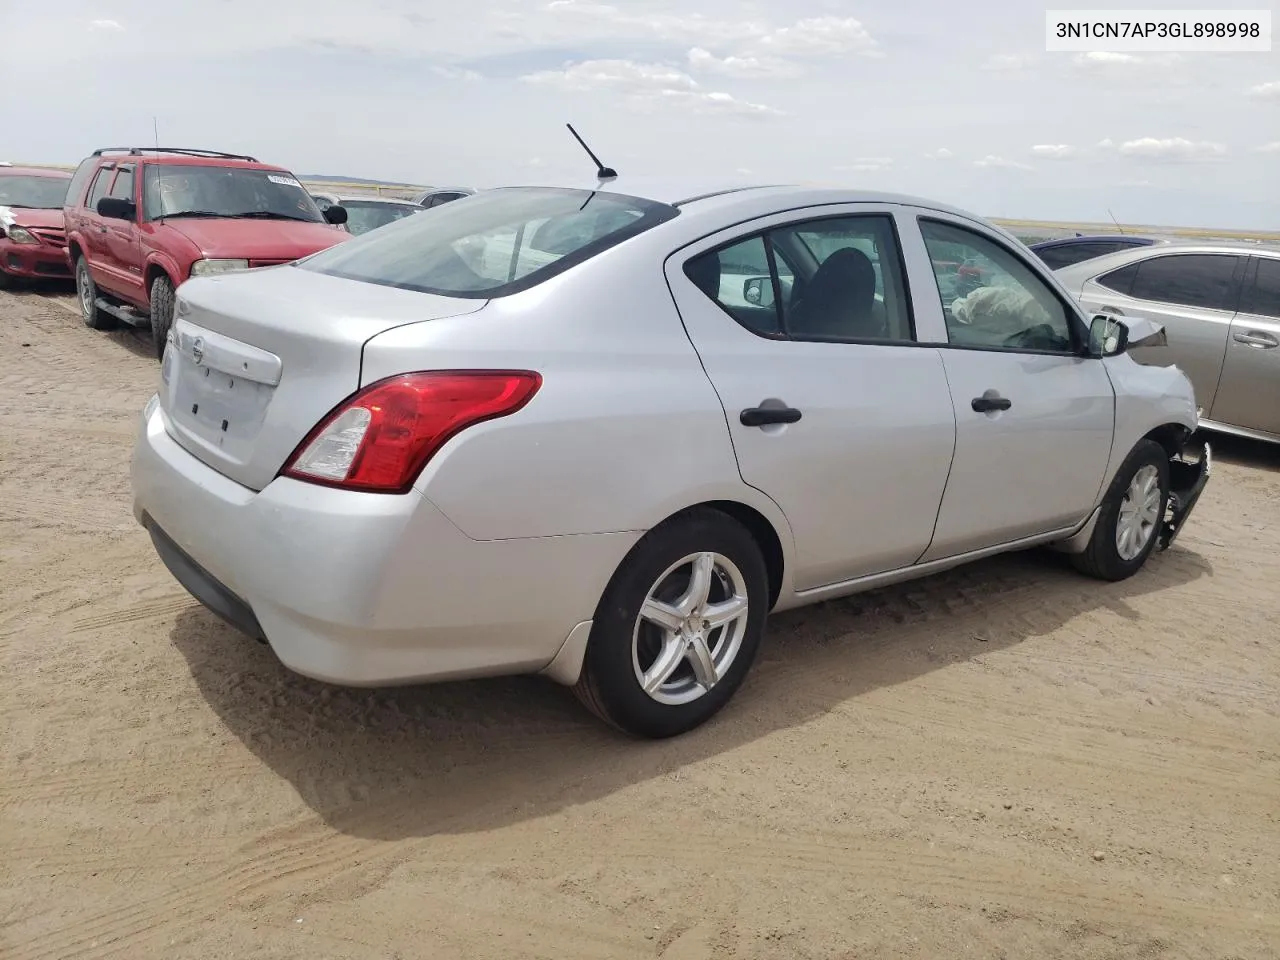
<box><xmin>1100</xmin><ymin>351</ymin><xmax>1198</xmax><ymax>489</ymax></box>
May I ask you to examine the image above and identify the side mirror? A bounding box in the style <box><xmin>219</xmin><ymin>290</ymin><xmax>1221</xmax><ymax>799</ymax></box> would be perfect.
<box><xmin>323</xmin><ymin>204</ymin><xmax>348</xmax><ymax>226</ymax></box>
<box><xmin>1088</xmin><ymin>314</ymin><xmax>1129</xmax><ymax>357</ymax></box>
<box><xmin>743</xmin><ymin>276</ymin><xmax>772</xmax><ymax>307</ymax></box>
<box><xmin>97</xmin><ymin>196</ymin><xmax>136</xmax><ymax>221</ymax></box>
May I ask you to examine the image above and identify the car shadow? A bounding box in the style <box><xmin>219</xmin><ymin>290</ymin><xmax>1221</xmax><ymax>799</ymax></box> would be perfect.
<box><xmin>7</xmin><ymin>281</ymin><xmax>158</xmax><ymax>360</ymax></box>
<box><xmin>1200</xmin><ymin>430</ymin><xmax>1280</xmax><ymax>473</ymax></box>
<box><xmin>170</xmin><ymin>544</ymin><xmax>1212</xmax><ymax>841</ymax></box>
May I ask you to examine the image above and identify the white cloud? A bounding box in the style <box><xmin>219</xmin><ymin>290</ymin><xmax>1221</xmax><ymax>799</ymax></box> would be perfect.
<box><xmin>922</xmin><ymin>147</ymin><xmax>954</xmax><ymax>160</ymax></box>
<box><xmin>1030</xmin><ymin>144</ymin><xmax>1077</xmax><ymax>160</ymax></box>
<box><xmin>982</xmin><ymin>54</ymin><xmax>1030</xmax><ymax>71</ymax></box>
<box><xmin>749</xmin><ymin>17</ymin><xmax>880</xmax><ymax>58</ymax></box>
<box><xmin>1097</xmin><ymin>138</ymin><xmax>1115</xmax><ymax>149</ymax></box>
<box><xmin>832</xmin><ymin>157</ymin><xmax>894</xmax><ymax>172</ymax></box>
<box><xmin>1248</xmin><ymin>81</ymin><xmax>1280</xmax><ymax>100</ymax></box>
<box><xmin>520</xmin><ymin>60</ymin><xmax>781</xmax><ymax>118</ymax></box>
<box><xmin>687</xmin><ymin>47</ymin><xmax>799</xmax><ymax>79</ymax></box>
<box><xmin>1118</xmin><ymin>137</ymin><xmax>1227</xmax><ymax>162</ymax></box>
<box><xmin>1253</xmin><ymin>141</ymin><xmax>1280</xmax><ymax>154</ymax></box>
<box><xmin>974</xmin><ymin>155</ymin><xmax>1034</xmax><ymax>170</ymax></box>
<box><xmin>430</xmin><ymin>65</ymin><xmax>482</xmax><ymax>81</ymax></box>
<box><xmin>89</xmin><ymin>19</ymin><xmax>124</xmax><ymax>31</ymax></box>
<box><xmin>1075</xmin><ymin>51</ymin><xmax>1141</xmax><ymax>66</ymax></box>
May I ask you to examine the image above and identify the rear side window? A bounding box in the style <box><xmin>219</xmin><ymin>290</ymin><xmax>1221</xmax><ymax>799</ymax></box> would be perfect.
<box><xmin>65</xmin><ymin>158</ymin><xmax>97</xmax><ymax>209</ymax></box>
<box><xmin>300</xmin><ymin>186</ymin><xmax>677</xmax><ymax>298</ymax></box>
<box><xmin>87</xmin><ymin>167</ymin><xmax>114</xmax><ymax>211</ymax></box>
<box><xmin>1127</xmin><ymin>254</ymin><xmax>1242</xmax><ymax>311</ymax></box>
<box><xmin>1244</xmin><ymin>258</ymin><xmax>1280</xmax><ymax>318</ymax></box>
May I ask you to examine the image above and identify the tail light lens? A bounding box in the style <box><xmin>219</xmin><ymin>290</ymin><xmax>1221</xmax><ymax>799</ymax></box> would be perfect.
<box><xmin>281</xmin><ymin>370</ymin><xmax>542</xmax><ymax>493</ymax></box>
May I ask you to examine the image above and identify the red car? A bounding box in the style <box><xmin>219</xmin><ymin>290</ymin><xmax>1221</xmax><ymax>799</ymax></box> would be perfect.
<box><xmin>63</xmin><ymin>147</ymin><xmax>350</xmax><ymax>357</ymax></box>
<box><xmin>0</xmin><ymin>165</ymin><xmax>73</xmax><ymax>288</ymax></box>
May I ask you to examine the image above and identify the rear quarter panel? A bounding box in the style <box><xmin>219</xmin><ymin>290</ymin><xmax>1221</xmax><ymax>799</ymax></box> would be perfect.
<box><xmin>359</xmin><ymin>233</ymin><xmax>796</xmax><ymax>551</ymax></box>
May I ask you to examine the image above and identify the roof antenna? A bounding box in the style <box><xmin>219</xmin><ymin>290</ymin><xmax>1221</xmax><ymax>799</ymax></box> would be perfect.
<box><xmin>1107</xmin><ymin>208</ymin><xmax>1126</xmax><ymax>235</ymax></box>
<box><xmin>565</xmin><ymin>123</ymin><xmax>617</xmax><ymax>181</ymax></box>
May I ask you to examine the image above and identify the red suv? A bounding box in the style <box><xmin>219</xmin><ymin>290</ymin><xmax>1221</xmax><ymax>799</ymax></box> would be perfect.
<box><xmin>63</xmin><ymin>148</ymin><xmax>350</xmax><ymax>357</ymax></box>
<box><xmin>0</xmin><ymin>165</ymin><xmax>73</xmax><ymax>288</ymax></box>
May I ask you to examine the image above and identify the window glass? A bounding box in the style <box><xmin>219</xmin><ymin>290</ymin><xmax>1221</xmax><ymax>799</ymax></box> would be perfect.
<box><xmin>141</xmin><ymin>164</ymin><xmax>324</xmax><ymax>223</ymax></box>
<box><xmin>339</xmin><ymin>200</ymin><xmax>423</xmax><ymax>236</ymax></box>
<box><xmin>1127</xmin><ymin>254</ymin><xmax>1241</xmax><ymax>311</ymax></box>
<box><xmin>108</xmin><ymin>166</ymin><xmax>134</xmax><ymax>202</ymax></box>
<box><xmin>919</xmin><ymin>218</ymin><xmax>1075</xmax><ymax>353</ymax></box>
<box><xmin>0</xmin><ymin>174</ymin><xmax>71</xmax><ymax>209</ymax></box>
<box><xmin>682</xmin><ymin>214</ymin><xmax>913</xmax><ymax>342</ymax></box>
<box><xmin>300</xmin><ymin>186</ymin><xmax>676</xmax><ymax>297</ymax></box>
<box><xmin>1244</xmin><ymin>258</ymin><xmax>1280</xmax><ymax>318</ymax></box>
<box><xmin>65</xmin><ymin>158</ymin><xmax>97</xmax><ymax>209</ymax></box>
<box><xmin>1097</xmin><ymin>262</ymin><xmax>1140</xmax><ymax>295</ymax></box>
<box><xmin>87</xmin><ymin>167</ymin><xmax>114</xmax><ymax>211</ymax></box>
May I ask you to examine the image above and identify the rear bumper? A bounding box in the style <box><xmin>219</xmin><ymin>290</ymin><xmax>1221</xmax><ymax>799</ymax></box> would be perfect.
<box><xmin>0</xmin><ymin>238</ymin><xmax>72</xmax><ymax>278</ymax></box>
<box><xmin>130</xmin><ymin>399</ymin><xmax>638</xmax><ymax>686</ymax></box>
<box><xmin>1158</xmin><ymin>439</ymin><xmax>1211</xmax><ymax>551</ymax></box>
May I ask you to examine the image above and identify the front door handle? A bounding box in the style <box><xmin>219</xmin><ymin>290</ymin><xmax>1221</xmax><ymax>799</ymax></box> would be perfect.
<box><xmin>1234</xmin><ymin>331</ymin><xmax>1279</xmax><ymax>349</ymax></box>
<box><xmin>740</xmin><ymin>406</ymin><xmax>802</xmax><ymax>427</ymax></box>
<box><xmin>971</xmin><ymin>395</ymin><xmax>1012</xmax><ymax>413</ymax></box>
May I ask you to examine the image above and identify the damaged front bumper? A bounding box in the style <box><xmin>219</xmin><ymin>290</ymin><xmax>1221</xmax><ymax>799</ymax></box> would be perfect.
<box><xmin>1157</xmin><ymin>439</ymin><xmax>1211</xmax><ymax>551</ymax></box>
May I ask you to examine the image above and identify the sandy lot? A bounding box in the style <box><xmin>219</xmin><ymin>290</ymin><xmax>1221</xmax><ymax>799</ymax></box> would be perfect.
<box><xmin>2</xmin><ymin>284</ymin><xmax>1278</xmax><ymax>960</ymax></box>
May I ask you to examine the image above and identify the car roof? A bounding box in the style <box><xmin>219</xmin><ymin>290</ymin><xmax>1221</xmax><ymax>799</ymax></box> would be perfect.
<box><xmin>1052</xmin><ymin>238</ymin><xmax>1280</xmax><ymax>280</ymax></box>
<box><xmin>0</xmin><ymin>165</ymin><xmax>72</xmax><ymax>179</ymax></box>
<box><xmin>1030</xmin><ymin>234</ymin><xmax>1159</xmax><ymax>249</ymax></box>
<box><xmin>92</xmin><ymin>152</ymin><xmax>290</xmax><ymax>172</ymax></box>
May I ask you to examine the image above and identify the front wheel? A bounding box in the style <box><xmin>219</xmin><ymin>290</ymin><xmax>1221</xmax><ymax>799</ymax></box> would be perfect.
<box><xmin>1071</xmin><ymin>439</ymin><xmax>1170</xmax><ymax>581</ymax></box>
<box><xmin>574</xmin><ymin>507</ymin><xmax>770</xmax><ymax>738</ymax></box>
<box><xmin>149</xmin><ymin>274</ymin><xmax>176</xmax><ymax>360</ymax></box>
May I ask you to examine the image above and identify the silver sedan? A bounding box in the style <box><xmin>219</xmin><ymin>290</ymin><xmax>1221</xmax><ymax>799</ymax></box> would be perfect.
<box><xmin>1053</xmin><ymin>242</ymin><xmax>1280</xmax><ymax>446</ymax></box>
<box><xmin>130</xmin><ymin>179</ymin><xmax>1210</xmax><ymax>738</ymax></box>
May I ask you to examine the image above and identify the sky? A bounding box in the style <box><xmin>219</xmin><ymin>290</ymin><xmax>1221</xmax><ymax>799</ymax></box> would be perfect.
<box><xmin>1</xmin><ymin>0</ymin><xmax>1277</xmax><ymax>228</ymax></box>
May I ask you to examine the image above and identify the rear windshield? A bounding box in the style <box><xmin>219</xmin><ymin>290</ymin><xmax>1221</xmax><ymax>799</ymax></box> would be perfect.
<box><xmin>0</xmin><ymin>174</ymin><xmax>70</xmax><ymax>209</ymax></box>
<box><xmin>297</xmin><ymin>186</ymin><xmax>678</xmax><ymax>297</ymax></box>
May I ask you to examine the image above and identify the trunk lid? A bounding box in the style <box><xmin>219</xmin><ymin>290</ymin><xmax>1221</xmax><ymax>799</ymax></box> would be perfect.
<box><xmin>159</xmin><ymin>264</ymin><xmax>486</xmax><ymax>490</ymax></box>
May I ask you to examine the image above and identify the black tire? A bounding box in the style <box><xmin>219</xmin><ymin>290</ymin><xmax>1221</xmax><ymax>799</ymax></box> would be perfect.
<box><xmin>1071</xmin><ymin>439</ymin><xmax>1170</xmax><ymax>582</ymax></box>
<box><xmin>75</xmin><ymin>256</ymin><xmax>113</xmax><ymax>330</ymax></box>
<box><xmin>573</xmin><ymin>506</ymin><xmax>770</xmax><ymax>739</ymax></box>
<box><xmin>149</xmin><ymin>274</ymin><xmax>176</xmax><ymax>360</ymax></box>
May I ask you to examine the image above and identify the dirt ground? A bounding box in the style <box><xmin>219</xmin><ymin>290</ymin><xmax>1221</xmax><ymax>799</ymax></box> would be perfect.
<box><xmin>2</xmin><ymin>283</ymin><xmax>1278</xmax><ymax>960</ymax></box>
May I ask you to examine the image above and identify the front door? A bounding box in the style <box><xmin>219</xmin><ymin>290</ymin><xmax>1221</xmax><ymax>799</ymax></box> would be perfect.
<box><xmin>908</xmin><ymin>213</ymin><xmax>1117</xmax><ymax>560</ymax></box>
<box><xmin>665</xmin><ymin>206</ymin><xmax>957</xmax><ymax>591</ymax></box>
<box><xmin>1208</xmin><ymin>256</ymin><xmax>1280</xmax><ymax>439</ymax></box>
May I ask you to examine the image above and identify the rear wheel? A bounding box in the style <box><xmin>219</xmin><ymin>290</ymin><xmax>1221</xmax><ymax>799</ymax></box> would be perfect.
<box><xmin>573</xmin><ymin>507</ymin><xmax>770</xmax><ymax>738</ymax></box>
<box><xmin>1071</xmin><ymin>439</ymin><xmax>1170</xmax><ymax>581</ymax></box>
<box><xmin>75</xmin><ymin>256</ymin><xmax>113</xmax><ymax>330</ymax></box>
<box><xmin>149</xmin><ymin>274</ymin><xmax>176</xmax><ymax>360</ymax></box>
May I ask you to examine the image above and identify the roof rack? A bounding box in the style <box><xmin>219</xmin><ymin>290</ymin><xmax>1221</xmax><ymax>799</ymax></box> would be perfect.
<box><xmin>90</xmin><ymin>147</ymin><xmax>259</xmax><ymax>162</ymax></box>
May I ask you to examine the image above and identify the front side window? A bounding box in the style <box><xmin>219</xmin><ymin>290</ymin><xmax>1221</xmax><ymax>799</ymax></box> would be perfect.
<box><xmin>683</xmin><ymin>213</ymin><xmax>913</xmax><ymax>343</ymax></box>
<box><xmin>299</xmin><ymin>186</ymin><xmax>676</xmax><ymax>298</ymax></box>
<box><xmin>1126</xmin><ymin>253</ymin><xmax>1242</xmax><ymax>312</ymax></box>
<box><xmin>108</xmin><ymin>166</ymin><xmax>135</xmax><ymax>203</ymax></box>
<box><xmin>919</xmin><ymin>218</ymin><xmax>1076</xmax><ymax>353</ymax></box>
<box><xmin>0</xmin><ymin>174</ymin><xmax>73</xmax><ymax>209</ymax></box>
<box><xmin>141</xmin><ymin>164</ymin><xmax>324</xmax><ymax>223</ymax></box>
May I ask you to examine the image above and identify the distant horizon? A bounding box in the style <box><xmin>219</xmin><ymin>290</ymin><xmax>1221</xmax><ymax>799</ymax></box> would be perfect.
<box><xmin>5</xmin><ymin>160</ymin><xmax>1277</xmax><ymax>242</ymax></box>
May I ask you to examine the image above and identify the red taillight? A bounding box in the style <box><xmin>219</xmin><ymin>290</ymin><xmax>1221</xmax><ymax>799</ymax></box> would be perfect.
<box><xmin>281</xmin><ymin>370</ymin><xmax>542</xmax><ymax>493</ymax></box>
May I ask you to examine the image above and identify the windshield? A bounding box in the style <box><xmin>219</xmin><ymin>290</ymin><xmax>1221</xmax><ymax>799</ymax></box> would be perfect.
<box><xmin>299</xmin><ymin>186</ymin><xmax>677</xmax><ymax>297</ymax></box>
<box><xmin>339</xmin><ymin>200</ymin><xmax>423</xmax><ymax>236</ymax></box>
<box><xmin>0</xmin><ymin>174</ymin><xmax>70</xmax><ymax>209</ymax></box>
<box><xmin>142</xmin><ymin>164</ymin><xmax>324</xmax><ymax>223</ymax></box>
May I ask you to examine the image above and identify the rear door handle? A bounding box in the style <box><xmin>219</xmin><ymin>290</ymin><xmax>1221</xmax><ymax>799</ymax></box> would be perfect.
<box><xmin>740</xmin><ymin>406</ymin><xmax>802</xmax><ymax>427</ymax></box>
<box><xmin>971</xmin><ymin>395</ymin><xmax>1012</xmax><ymax>413</ymax></box>
<box><xmin>1234</xmin><ymin>331</ymin><xmax>1278</xmax><ymax>349</ymax></box>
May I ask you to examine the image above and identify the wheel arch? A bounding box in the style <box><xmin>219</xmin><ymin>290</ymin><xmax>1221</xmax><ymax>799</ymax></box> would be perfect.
<box><xmin>144</xmin><ymin>260</ymin><xmax>177</xmax><ymax>298</ymax></box>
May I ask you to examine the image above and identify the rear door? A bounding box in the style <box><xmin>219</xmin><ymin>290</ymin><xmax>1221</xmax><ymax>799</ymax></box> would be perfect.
<box><xmin>905</xmin><ymin>211</ymin><xmax>1116</xmax><ymax>559</ymax></box>
<box><xmin>1207</xmin><ymin>255</ymin><xmax>1280</xmax><ymax>438</ymax></box>
<box><xmin>1081</xmin><ymin>251</ymin><xmax>1247</xmax><ymax>413</ymax></box>
<box><xmin>80</xmin><ymin>164</ymin><xmax>118</xmax><ymax>290</ymax></box>
<box><xmin>665</xmin><ymin>204</ymin><xmax>958</xmax><ymax>591</ymax></box>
